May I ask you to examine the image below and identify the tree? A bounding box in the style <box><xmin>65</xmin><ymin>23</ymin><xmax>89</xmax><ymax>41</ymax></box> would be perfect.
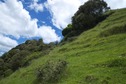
<box><xmin>72</xmin><ymin>0</ymin><xmax>110</xmax><ymax>31</ymax></box>
<box><xmin>62</xmin><ymin>24</ymin><xmax>72</xmax><ymax>36</ymax></box>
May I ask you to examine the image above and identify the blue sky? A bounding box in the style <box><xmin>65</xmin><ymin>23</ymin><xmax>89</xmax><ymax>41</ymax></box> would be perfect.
<box><xmin>0</xmin><ymin>0</ymin><xmax>126</xmax><ymax>56</ymax></box>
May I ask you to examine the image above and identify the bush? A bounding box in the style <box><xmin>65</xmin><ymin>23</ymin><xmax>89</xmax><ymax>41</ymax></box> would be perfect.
<box><xmin>107</xmin><ymin>58</ymin><xmax>126</xmax><ymax>67</ymax></box>
<box><xmin>9</xmin><ymin>50</ymin><xmax>30</xmax><ymax>71</ymax></box>
<box><xmin>4</xmin><ymin>69</ymin><xmax>13</xmax><ymax>77</ymax></box>
<box><xmin>85</xmin><ymin>75</ymin><xmax>99</xmax><ymax>83</ymax></box>
<box><xmin>62</xmin><ymin>24</ymin><xmax>73</xmax><ymax>36</ymax></box>
<box><xmin>0</xmin><ymin>39</ymin><xmax>57</xmax><ymax>78</ymax></box>
<box><xmin>36</xmin><ymin>60</ymin><xmax>67</xmax><ymax>84</ymax></box>
<box><xmin>0</xmin><ymin>58</ymin><xmax>5</xmax><ymax>78</ymax></box>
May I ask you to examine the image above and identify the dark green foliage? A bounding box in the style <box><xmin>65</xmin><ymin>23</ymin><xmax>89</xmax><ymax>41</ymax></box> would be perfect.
<box><xmin>16</xmin><ymin>39</ymin><xmax>45</xmax><ymax>52</ymax></box>
<box><xmin>61</xmin><ymin>31</ymin><xmax>78</xmax><ymax>43</ymax></box>
<box><xmin>0</xmin><ymin>39</ymin><xmax>56</xmax><ymax>78</ymax></box>
<box><xmin>85</xmin><ymin>75</ymin><xmax>99</xmax><ymax>83</ymax></box>
<box><xmin>4</xmin><ymin>69</ymin><xmax>13</xmax><ymax>77</ymax></box>
<box><xmin>62</xmin><ymin>24</ymin><xmax>73</xmax><ymax>36</ymax></box>
<box><xmin>22</xmin><ymin>40</ymin><xmax>39</xmax><ymax>51</ymax></box>
<box><xmin>107</xmin><ymin>58</ymin><xmax>126</xmax><ymax>67</ymax></box>
<box><xmin>9</xmin><ymin>50</ymin><xmax>30</xmax><ymax>71</ymax></box>
<box><xmin>36</xmin><ymin>60</ymin><xmax>67</xmax><ymax>84</ymax></box>
<box><xmin>73</xmin><ymin>13</ymin><xmax>96</xmax><ymax>30</ymax></box>
<box><xmin>121</xmin><ymin>53</ymin><xmax>126</xmax><ymax>57</ymax></box>
<box><xmin>0</xmin><ymin>58</ymin><xmax>5</xmax><ymax>78</ymax></box>
<box><xmin>72</xmin><ymin>0</ymin><xmax>110</xmax><ymax>31</ymax></box>
<box><xmin>61</xmin><ymin>0</ymin><xmax>110</xmax><ymax>41</ymax></box>
<box><xmin>2</xmin><ymin>49</ymin><xmax>20</xmax><ymax>61</ymax></box>
<box><xmin>61</xmin><ymin>24</ymin><xmax>78</xmax><ymax>42</ymax></box>
<box><xmin>0</xmin><ymin>58</ymin><xmax>12</xmax><ymax>79</ymax></box>
<box><xmin>81</xmin><ymin>75</ymin><xmax>111</xmax><ymax>84</ymax></box>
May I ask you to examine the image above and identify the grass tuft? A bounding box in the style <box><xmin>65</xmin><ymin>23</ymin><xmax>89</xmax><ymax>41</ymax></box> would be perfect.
<box><xmin>99</xmin><ymin>23</ymin><xmax>126</xmax><ymax>37</ymax></box>
<box><xmin>107</xmin><ymin>58</ymin><xmax>126</xmax><ymax>67</ymax></box>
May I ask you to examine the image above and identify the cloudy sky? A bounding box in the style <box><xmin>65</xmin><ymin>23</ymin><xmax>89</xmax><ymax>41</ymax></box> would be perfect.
<box><xmin>0</xmin><ymin>0</ymin><xmax>126</xmax><ymax>56</ymax></box>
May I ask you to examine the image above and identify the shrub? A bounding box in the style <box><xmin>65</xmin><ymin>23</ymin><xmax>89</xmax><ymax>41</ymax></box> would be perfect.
<box><xmin>61</xmin><ymin>30</ymin><xmax>80</xmax><ymax>43</ymax></box>
<box><xmin>85</xmin><ymin>75</ymin><xmax>98</xmax><ymax>83</ymax></box>
<box><xmin>62</xmin><ymin>24</ymin><xmax>73</xmax><ymax>36</ymax></box>
<box><xmin>107</xmin><ymin>58</ymin><xmax>126</xmax><ymax>67</ymax></box>
<box><xmin>9</xmin><ymin>50</ymin><xmax>30</xmax><ymax>71</ymax></box>
<box><xmin>36</xmin><ymin>60</ymin><xmax>67</xmax><ymax>84</ymax></box>
<box><xmin>0</xmin><ymin>39</ymin><xmax>56</xmax><ymax>78</ymax></box>
<box><xmin>4</xmin><ymin>69</ymin><xmax>13</xmax><ymax>77</ymax></box>
<box><xmin>0</xmin><ymin>58</ymin><xmax>4</xmax><ymax>78</ymax></box>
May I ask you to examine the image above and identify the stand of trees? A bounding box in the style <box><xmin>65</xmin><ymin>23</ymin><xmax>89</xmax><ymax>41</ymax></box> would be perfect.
<box><xmin>0</xmin><ymin>39</ymin><xmax>56</xmax><ymax>79</ymax></box>
<box><xmin>62</xmin><ymin>0</ymin><xmax>110</xmax><ymax>40</ymax></box>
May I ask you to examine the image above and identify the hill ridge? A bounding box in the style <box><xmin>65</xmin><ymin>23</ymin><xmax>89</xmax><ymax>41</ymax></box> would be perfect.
<box><xmin>0</xmin><ymin>8</ymin><xmax>126</xmax><ymax>84</ymax></box>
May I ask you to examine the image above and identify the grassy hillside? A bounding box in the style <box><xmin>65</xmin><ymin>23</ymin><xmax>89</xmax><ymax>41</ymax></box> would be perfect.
<box><xmin>0</xmin><ymin>8</ymin><xmax>126</xmax><ymax>84</ymax></box>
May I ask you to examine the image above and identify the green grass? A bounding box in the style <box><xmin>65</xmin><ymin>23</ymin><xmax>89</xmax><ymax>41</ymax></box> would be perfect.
<box><xmin>0</xmin><ymin>8</ymin><xmax>126</xmax><ymax>84</ymax></box>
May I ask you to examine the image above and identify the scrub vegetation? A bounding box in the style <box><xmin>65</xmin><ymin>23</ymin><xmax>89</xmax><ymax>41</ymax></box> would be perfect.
<box><xmin>0</xmin><ymin>0</ymin><xmax>126</xmax><ymax>84</ymax></box>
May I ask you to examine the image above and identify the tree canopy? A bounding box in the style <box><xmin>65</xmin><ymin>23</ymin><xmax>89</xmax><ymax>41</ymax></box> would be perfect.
<box><xmin>72</xmin><ymin>0</ymin><xmax>110</xmax><ymax>30</ymax></box>
<box><xmin>61</xmin><ymin>0</ymin><xmax>110</xmax><ymax>42</ymax></box>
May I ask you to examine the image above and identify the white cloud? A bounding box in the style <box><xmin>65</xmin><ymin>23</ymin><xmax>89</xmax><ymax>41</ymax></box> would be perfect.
<box><xmin>38</xmin><ymin>26</ymin><xmax>61</xmax><ymax>43</ymax></box>
<box><xmin>44</xmin><ymin>0</ymin><xmax>126</xmax><ymax>30</ymax></box>
<box><xmin>0</xmin><ymin>34</ymin><xmax>18</xmax><ymax>56</ymax></box>
<box><xmin>0</xmin><ymin>0</ymin><xmax>39</xmax><ymax>38</ymax></box>
<box><xmin>44</xmin><ymin>0</ymin><xmax>88</xmax><ymax>29</ymax></box>
<box><xmin>105</xmin><ymin>0</ymin><xmax>126</xmax><ymax>9</ymax></box>
<box><xmin>0</xmin><ymin>0</ymin><xmax>60</xmax><ymax>42</ymax></box>
<box><xmin>0</xmin><ymin>0</ymin><xmax>61</xmax><ymax>55</ymax></box>
<box><xmin>29</xmin><ymin>0</ymin><xmax>44</xmax><ymax>12</ymax></box>
<box><xmin>1</xmin><ymin>0</ymin><xmax>126</xmax><ymax>56</ymax></box>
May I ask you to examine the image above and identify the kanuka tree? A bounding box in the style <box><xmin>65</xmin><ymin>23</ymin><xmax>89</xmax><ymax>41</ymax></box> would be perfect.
<box><xmin>72</xmin><ymin>0</ymin><xmax>110</xmax><ymax>31</ymax></box>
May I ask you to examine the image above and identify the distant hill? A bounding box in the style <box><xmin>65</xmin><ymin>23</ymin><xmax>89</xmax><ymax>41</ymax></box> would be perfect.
<box><xmin>0</xmin><ymin>8</ymin><xmax>126</xmax><ymax>84</ymax></box>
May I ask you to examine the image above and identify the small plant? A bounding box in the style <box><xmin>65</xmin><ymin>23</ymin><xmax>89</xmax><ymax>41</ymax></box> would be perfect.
<box><xmin>59</xmin><ymin>48</ymin><xmax>67</xmax><ymax>52</ymax></box>
<box><xmin>36</xmin><ymin>60</ymin><xmax>67</xmax><ymax>84</ymax></box>
<box><xmin>85</xmin><ymin>75</ymin><xmax>99</xmax><ymax>82</ymax></box>
<box><xmin>107</xmin><ymin>58</ymin><xmax>126</xmax><ymax>67</ymax></box>
<box><xmin>101</xmin><ymin>79</ymin><xmax>109</xmax><ymax>84</ymax></box>
<box><xmin>95</xmin><ymin>58</ymin><xmax>126</xmax><ymax>68</ymax></box>
<box><xmin>121</xmin><ymin>53</ymin><xmax>126</xmax><ymax>57</ymax></box>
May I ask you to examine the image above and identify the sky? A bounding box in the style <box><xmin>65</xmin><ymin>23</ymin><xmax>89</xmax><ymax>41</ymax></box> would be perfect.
<box><xmin>0</xmin><ymin>0</ymin><xmax>126</xmax><ymax>56</ymax></box>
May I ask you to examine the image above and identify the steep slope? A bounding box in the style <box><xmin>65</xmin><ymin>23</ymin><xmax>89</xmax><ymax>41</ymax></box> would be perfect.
<box><xmin>0</xmin><ymin>39</ymin><xmax>55</xmax><ymax>78</ymax></box>
<box><xmin>0</xmin><ymin>8</ymin><xmax>126</xmax><ymax>84</ymax></box>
